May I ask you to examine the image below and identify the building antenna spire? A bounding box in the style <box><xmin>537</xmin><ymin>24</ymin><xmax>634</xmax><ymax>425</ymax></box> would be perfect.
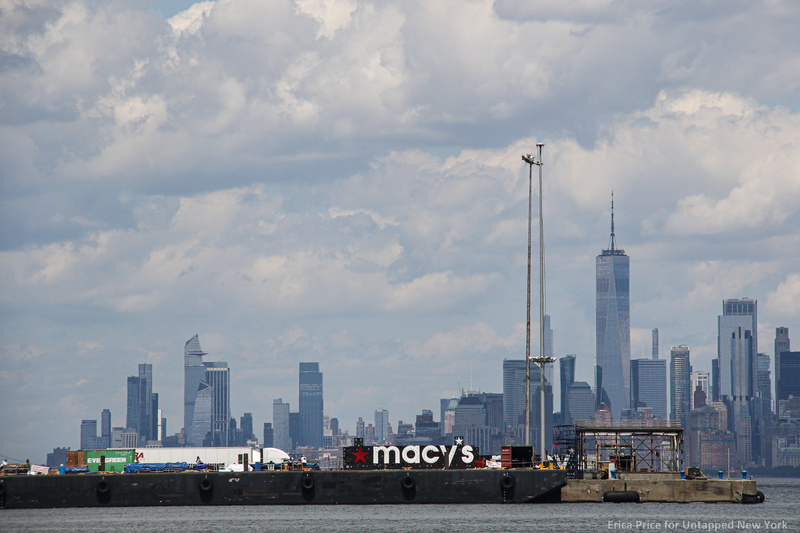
<box><xmin>609</xmin><ymin>191</ymin><xmax>617</xmax><ymax>252</ymax></box>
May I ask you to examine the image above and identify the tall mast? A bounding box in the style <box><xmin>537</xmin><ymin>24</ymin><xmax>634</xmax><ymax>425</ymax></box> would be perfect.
<box><xmin>609</xmin><ymin>191</ymin><xmax>617</xmax><ymax>252</ymax></box>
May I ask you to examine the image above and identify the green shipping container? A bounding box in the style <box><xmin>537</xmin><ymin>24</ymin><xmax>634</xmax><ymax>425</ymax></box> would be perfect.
<box><xmin>85</xmin><ymin>449</ymin><xmax>135</xmax><ymax>472</ymax></box>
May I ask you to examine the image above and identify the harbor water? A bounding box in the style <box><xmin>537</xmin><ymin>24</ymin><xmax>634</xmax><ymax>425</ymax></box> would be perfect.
<box><xmin>2</xmin><ymin>477</ymin><xmax>797</xmax><ymax>532</ymax></box>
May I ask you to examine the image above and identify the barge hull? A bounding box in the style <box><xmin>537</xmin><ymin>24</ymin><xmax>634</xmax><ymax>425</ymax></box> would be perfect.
<box><xmin>0</xmin><ymin>469</ymin><xmax>566</xmax><ymax>508</ymax></box>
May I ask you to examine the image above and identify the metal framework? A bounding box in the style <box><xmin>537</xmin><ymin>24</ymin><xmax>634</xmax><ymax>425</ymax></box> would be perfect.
<box><xmin>575</xmin><ymin>422</ymin><xmax>683</xmax><ymax>474</ymax></box>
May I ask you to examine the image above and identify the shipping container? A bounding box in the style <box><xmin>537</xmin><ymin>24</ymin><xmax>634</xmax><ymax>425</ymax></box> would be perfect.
<box><xmin>85</xmin><ymin>449</ymin><xmax>135</xmax><ymax>473</ymax></box>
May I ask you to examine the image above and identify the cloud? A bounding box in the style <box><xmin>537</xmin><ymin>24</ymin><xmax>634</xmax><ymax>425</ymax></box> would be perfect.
<box><xmin>2</xmin><ymin>0</ymin><xmax>800</xmax><ymax>464</ymax></box>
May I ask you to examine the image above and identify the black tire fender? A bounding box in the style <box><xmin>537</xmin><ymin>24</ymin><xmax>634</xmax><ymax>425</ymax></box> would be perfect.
<box><xmin>199</xmin><ymin>477</ymin><xmax>213</xmax><ymax>492</ymax></box>
<box><xmin>96</xmin><ymin>480</ymin><xmax>110</xmax><ymax>495</ymax></box>
<box><xmin>301</xmin><ymin>475</ymin><xmax>314</xmax><ymax>490</ymax></box>
<box><xmin>401</xmin><ymin>475</ymin><xmax>416</xmax><ymax>491</ymax></box>
<box><xmin>501</xmin><ymin>474</ymin><xmax>515</xmax><ymax>490</ymax></box>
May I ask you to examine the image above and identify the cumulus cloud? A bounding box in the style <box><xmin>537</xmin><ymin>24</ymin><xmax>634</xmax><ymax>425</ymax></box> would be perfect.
<box><xmin>2</xmin><ymin>0</ymin><xmax>800</xmax><ymax>463</ymax></box>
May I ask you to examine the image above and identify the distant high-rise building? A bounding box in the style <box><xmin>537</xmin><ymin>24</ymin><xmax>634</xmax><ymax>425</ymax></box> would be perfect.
<box><xmin>567</xmin><ymin>382</ymin><xmax>595</xmax><ymax>422</ymax></box>
<box><xmin>756</xmin><ymin>354</ymin><xmax>772</xmax><ymax>425</ymax></box>
<box><xmin>205</xmin><ymin>362</ymin><xmax>231</xmax><ymax>446</ymax></box>
<box><xmin>263</xmin><ymin>423</ymin><xmax>274</xmax><ymax>448</ymax></box>
<box><xmin>595</xmin><ymin>194</ymin><xmax>630</xmax><ymax>419</ymax></box>
<box><xmin>126</xmin><ymin>363</ymin><xmax>153</xmax><ymax>445</ymax></box>
<box><xmin>716</xmin><ymin>298</ymin><xmax>759</xmax><ymax>465</ymax></box>
<box><xmin>80</xmin><ymin>419</ymin><xmax>97</xmax><ymax>450</ymax></box>
<box><xmin>356</xmin><ymin>417</ymin><xmax>365</xmax><ymax>439</ymax></box>
<box><xmin>484</xmin><ymin>393</ymin><xmax>504</xmax><ymax>433</ymax></box>
<box><xmin>183</xmin><ymin>335</ymin><xmax>231</xmax><ymax>447</ymax></box>
<box><xmin>775</xmin><ymin>327</ymin><xmax>790</xmax><ymax>400</ymax></box>
<box><xmin>272</xmin><ymin>398</ymin><xmax>291</xmax><ymax>452</ymax></box>
<box><xmin>289</xmin><ymin>411</ymin><xmax>301</xmax><ymax>451</ymax></box>
<box><xmin>711</xmin><ymin>358</ymin><xmax>720</xmax><ymax>403</ymax></box>
<box><xmin>150</xmin><ymin>392</ymin><xmax>159</xmax><ymax>443</ymax></box>
<box><xmin>374</xmin><ymin>408</ymin><xmax>389</xmax><ymax>443</ymax></box>
<box><xmin>299</xmin><ymin>362</ymin><xmax>323</xmax><ymax>448</ymax></box>
<box><xmin>502</xmin><ymin>359</ymin><xmax>552</xmax><ymax>447</ymax></box>
<box><xmin>101</xmin><ymin>409</ymin><xmax>111</xmax><ymax>448</ymax></box>
<box><xmin>184</xmin><ymin>334</ymin><xmax>208</xmax><ymax>445</ymax></box>
<box><xmin>775</xmin><ymin>327</ymin><xmax>794</xmax><ymax>406</ymax></box>
<box><xmin>241</xmin><ymin>412</ymin><xmax>254</xmax><ymax>444</ymax></box>
<box><xmin>652</xmin><ymin>328</ymin><xmax>659</xmax><ymax>360</ymax></box>
<box><xmin>631</xmin><ymin>358</ymin><xmax>667</xmax><ymax>419</ymax></box>
<box><xmin>560</xmin><ymin>355</ymin><xmax>576</xmax><ymax>423</ymax></box>
<box><xmin>670</xmin><ymin>345</ymin><xmax>691</xmax><ymax>426</ymax></box>
<box><xmin>414</xmin><ymin>410</ymin><xmax>440</xmax><ymax>441</ymax></box>
<box><xmin>777</xmin><ymin>352</ymin><xmax>800</xmax><ymax>403</ymax></box>
<box><xmin>690</xmin><ymin>371</ymin><xmax>709</xmax><ymax>410</ymax></box>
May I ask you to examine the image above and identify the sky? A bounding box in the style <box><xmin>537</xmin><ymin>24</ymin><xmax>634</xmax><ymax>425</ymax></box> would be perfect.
<box><xmin>2</xmin><ymin>0</ymin><xmax>800</xmax><ymax>464</ymax></box>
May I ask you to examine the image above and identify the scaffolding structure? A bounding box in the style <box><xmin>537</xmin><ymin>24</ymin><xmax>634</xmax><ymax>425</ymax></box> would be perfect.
<box><xmin>575</xmin><ymin>421</ymin><xmax>683</xmax><ymax>475</ymax></box>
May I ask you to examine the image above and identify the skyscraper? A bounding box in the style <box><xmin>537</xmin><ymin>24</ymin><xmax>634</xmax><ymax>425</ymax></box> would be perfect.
<box><xmin>631</xmin><ymin>358</ymin><xmax>667</xmax><ymax>419</ymax></box>
<box><xmin>299</xmin><ymin>362</ymin><xmax>323</xmax><ymax>448</ymax></box>
<box><xmin>596</xmin><ymin>195</ymin><xmax>630</xmax><ymax>419</ymax></box>
<box><xmin>205</xmin><ymin>362</ymin><xmax>231</xmax><ymax>446</ymax></box>
<box><xmin>670</xmin><ymin>345</ymin><xmax>691</xmax><ymax>426</ymax></box>
<box><xmin>777</xmin><ymin>352</ymin><xmax>800</xmax><ymax>403</ymax></box>
<box><xmin>567</xmin><ymin>382</ymin><xmax>596</xmax><ymax>422</ymax></box>
<box><xmin>126</xmin><ymin>364</ymin><xmax>153</xmax><ymax>445</ymax></box>
<box><xmin>690</xmin><ymin>371</ymin><xmax>709</xmax><ymax>410</ymax></box>
<box><xmin>756</xmin><ymin>354</ymin><xmax>772</xmax><ymax>424</ymax></box>
<box><xmin>184</xmin><ymin>335</ymin><xmax>231</xmax><ymax>446</ymax></box>
<box><xmin>184</xmin><ymin>334</ymin><xmax>208</xmax><ymax>443</ymax></box>
<box><xmin>559</xmin><ymin>355</ymin><xmax>576</xmax><ymax>423</ymax></box>
<box><xmin>652</xmin><ymin>328</ymin><xmax>659</xmax><ymax>360</ymax></box>
<box><xmin>80</xmin><ymin>419</ymin><xmax>97</xmax><ymax>450</ymax></box>
<box><xmin>775</xmin><ymin>327</ymin><xmax>791</xmax><ymax>407</ymax></box>
<box><xmin>101</xmin><ymin>409</ymin><xmax>111</xmax><ymax>448</ymax></box>
<box><xmin>374</xmin><ymin>408</ymin><xmax>389</xmax><ymax>444</ymax></box>
<box><xmin>502</xmin><ymin>359</ymin><xmax>552</xmax><ymax>446</ymax></box>
<box><xmin>241</xmin><ymin>412</ymin><xmax>254</xmax><ymax>444</ymax></box>
<box><xmin>273</xmin><ymin>398</ymin><xmax>291</xmax><ymax>452</ymax></box>
<box><xmin>716</xmin><ymin>298</ymin><xmax>758</xmax><ymax>464</ymax></box>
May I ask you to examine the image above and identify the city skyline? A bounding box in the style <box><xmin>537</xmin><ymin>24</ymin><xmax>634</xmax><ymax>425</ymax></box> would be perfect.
<box><xmin>2</xmin><ymin>1</ymin><xmax>800</xmax><ymax>465</ymax></box>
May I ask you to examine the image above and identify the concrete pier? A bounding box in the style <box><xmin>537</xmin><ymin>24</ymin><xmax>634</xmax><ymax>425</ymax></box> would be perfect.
<box><xmin>561</xmin><ymin>478</ymin><xmax>759</xmax><ymax>503</ymax></box>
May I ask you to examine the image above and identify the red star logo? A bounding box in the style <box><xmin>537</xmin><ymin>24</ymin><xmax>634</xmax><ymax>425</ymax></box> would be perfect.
<box><xmin>352</xmin><ymin>447</ymin><xmax>369</xmax><ymax>464</ymax></box>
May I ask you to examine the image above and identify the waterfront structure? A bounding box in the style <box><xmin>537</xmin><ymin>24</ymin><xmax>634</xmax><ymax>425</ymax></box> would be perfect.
<box><xmin>670</xmin><ymin>345</ymin><xmax>691</xmax><ymax>427</ymax></box>
<box><xmin>299</xmin><ymin>362</ymin><xmax>324</xmax><ymax>448</ymax></box>
<box><xmin>374</xmin><ymin>408</ymin><xmax>389</xmax><ymax>444</ymax></box>
<box><xmin>560</xmin><ymin>355</ymin><xmax>576</xmax><ymax>423</ymax></box>
<box><xmin>630</xmin><ymin>358</ymin><xmax>667</xmax><ymax>419</ymax></box>
<box><xmin>690</xmin><ymin>371</ymin><xmax>710</xmax><ymax>410</ymax></box>
<box><xmin>273</xmin><ymin>398</ymin><xmax>291</xmax><ymax>453</ymax></box>
<box><xmin>595</xmin><ymin>195</ymin><xmax>630</xmax><ymax>419</ymax></box>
